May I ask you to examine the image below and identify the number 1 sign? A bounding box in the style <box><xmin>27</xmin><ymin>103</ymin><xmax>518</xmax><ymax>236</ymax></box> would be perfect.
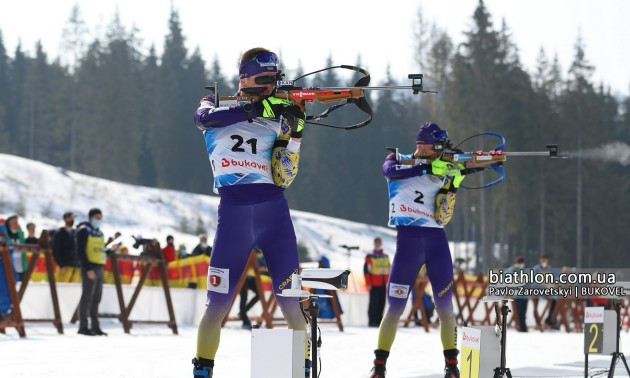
<box><xmin>461</xmin><ymin>327</ymin><xmax>481</xmax><ymax>378</ymax></box>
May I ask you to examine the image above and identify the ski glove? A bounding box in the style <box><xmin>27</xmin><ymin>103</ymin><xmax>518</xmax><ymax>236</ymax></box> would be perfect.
<box><xmin>449</xmin><ymin>163</ymin><xmax>466</xmax><ymax>188</ymax></box>
<box><xmin>430</xmin><ymin>157</ymin><xmax>451</xmax><ymax>177</ymax></box>
<box><xmin>254</xmin><ymin>96</ymin><xmax>293</xmax><ymax>119</ymax></box>
<box><xmin>283</xmin><ymin>105</ymin><xmax>306</xmax><ymax>138</ymax></box>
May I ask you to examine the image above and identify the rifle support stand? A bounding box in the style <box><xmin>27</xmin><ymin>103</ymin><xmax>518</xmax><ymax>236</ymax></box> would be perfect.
<box><xmin>307</xmin><ymin>296</ymin><xmax>320</xmax><ymax>378</ymax></box>
<box><xmin>606</xmin><ymin>300</ymin><xmax>630</xmax><ymax>377</ymax></box>
<box><xmin>493</xmin><ymin>299</ymin><xmax>512</xmax><ymax>378</ymax></box>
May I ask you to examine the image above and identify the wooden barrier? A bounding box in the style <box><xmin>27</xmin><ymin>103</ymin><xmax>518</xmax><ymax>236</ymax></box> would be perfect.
<box><xmin>451</xmin><ymin>272</ymin><xmax>594</xmax><ymax>332</ymax></box>
<box><xmin>9</xmin><ymin>244</ymin><xmax>63</xmax><ymax>334</ymax></box>
<box><xmin>454</xmin><ymin>272</ymin><xmax>488</xmax><ymax>326</ymax></box>
<box><xmin>402</xmin><ymin>276</ymin><xmax>435</xmax><ymax>332</ymax></box>
<box><xmin>0</xmin><ymin>245</ymin><xmax>26</xmax><ymax>337</ymax></box>
<box><xmin>71</xmin><ymin>253</ymin><xmax>178</xmax><ymax>334</ymax></box>
<box><xmin>222</xmin><ymin>251</ymin><xmax>274</xmax><ymax>328</ymax></box>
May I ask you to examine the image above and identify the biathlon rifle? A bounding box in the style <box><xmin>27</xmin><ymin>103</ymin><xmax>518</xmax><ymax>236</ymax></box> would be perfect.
<box><xmin>388</xmin><ymin>132</ymin><xmax>567</xmax><ymax>189</ymax></box>
<box><xmin>204</xmin><ymin>65</ymin><xmax>437</xmax><ymax>130</ymax></box>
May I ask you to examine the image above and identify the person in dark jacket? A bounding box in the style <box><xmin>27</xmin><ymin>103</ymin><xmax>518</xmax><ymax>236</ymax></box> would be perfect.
<box><xmin>24</xmin><ymin>223</ymin><xmax>38</xmax><ymax>244</ymax></box>
<box><xmin>77</xmin><ymin>208</ymin><xmax>108</xmax><ymax>336</ymax></box>
<box><xmin>191</xmin><ymin>234</ymin><xmax>212</xmax><ymax>257</ymax></box>
<box><xmin>52</xmin><ymin>212</ymin><xmax>79</xmax><ymax>282</ymax></box>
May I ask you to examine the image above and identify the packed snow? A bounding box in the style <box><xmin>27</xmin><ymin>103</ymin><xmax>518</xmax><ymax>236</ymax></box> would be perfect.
<box><xmin>1</xmin><ymin>322</ymin><xmax>628</xmax><ymax>377</ymax></box>
<box><xmin>4</xmin><ymin>154</ymin><xmax>625</xmax><ymax>378</ymax></box>
<box><xmin>0</xmin><ymin>153</ymin><xmax>474</xmax><ymax>287</ymax></box>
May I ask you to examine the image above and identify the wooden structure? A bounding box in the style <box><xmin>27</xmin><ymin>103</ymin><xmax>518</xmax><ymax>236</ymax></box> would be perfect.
<box><xmin>13</xmin><ymin>244</ymin><xmax>64</xmax><ymax>333</ymax></box>
<box><xmin>452</xmin><ymin>272</ymin><xmax>524</xmax><ymax>330</ymax></box>
<box><xmin>222</xmin><ymin>251</ymin><xmax>274</xmax><ymax>328</ymax></box>
<box><xmin>0</xmin><ymin>242</ymin><xmax>63</xmax><ymax>335</ymax></box>
<box><xmin>453</xmin><ymin>272</ymin><xmax>488</xmax><ymax>325</ymax></box>
<box><xmin>71</xmin><ymin>253</ymin><xmax>178</xmax><ymax>334</ymax></box>
<box><xmin>624</xmin><ymin>299</ymin><xmax>630</xmax><ymax>332</ymax></box>
<box><xmin>402</xmin><ymin>276</ymin><xmax>435</xmax><ymax>332</ymax></box>
<box><xmin>0</xmin><ymin>245</ymin><xmax>26</xmax><ymax>337</ymax></box>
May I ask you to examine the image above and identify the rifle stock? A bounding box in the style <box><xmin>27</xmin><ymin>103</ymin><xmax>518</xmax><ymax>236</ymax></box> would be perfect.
<box><xmin>270</xmin><ymin>88</ymin><xmax>365</xmax><ymax>104</ymax></box>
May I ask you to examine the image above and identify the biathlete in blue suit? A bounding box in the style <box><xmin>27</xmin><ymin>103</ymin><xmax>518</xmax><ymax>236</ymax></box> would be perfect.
<box><xmin>192</xmin><ymin>47</ymin><xmax>308</xmax><ymax>378</ymax></box>
<box><xmin>370</xmin><ymin>122</ymin><xmax>465</xmax><ymax>378</ymax></box>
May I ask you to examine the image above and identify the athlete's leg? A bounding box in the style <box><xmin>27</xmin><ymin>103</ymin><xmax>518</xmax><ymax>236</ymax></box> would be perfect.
<box><xmin>424</xmin><ymin>228</ymin><xmax>457</xmax><ymax>352</ymax></box>
<box><xmin>254</xmin><ymin>196</ymin><xmax>305</xmax><ymax>329</ymax></box>
<box><xmin>377</xmin><ymin>227</ymin><xmax>426</xmax><ymax>352</ymax></box>
<box><xmin>196</xmin><ymin>202</ymin><xmax>254</xmax><ymax>360</ymax></box>
<box><xmin>254</xmin><ymin>196</ymin><xmax>308</xmax><ymax>359</ymax></box>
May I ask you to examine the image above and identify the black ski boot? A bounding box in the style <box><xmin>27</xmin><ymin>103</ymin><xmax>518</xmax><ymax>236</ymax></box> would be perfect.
<box><xmin>192</xmin><ymin>357</ymin><xmax>214</xmax><ymax>378</ymax></box>
<box><xmin>369</xmin><ymin>349</ymin><xmax>389</xmax><ymax>378</ymax></box>
<box><xmin>443</xmin><ymin>349</ymin><xmax>460</xmax><ymax>378</ymax></box>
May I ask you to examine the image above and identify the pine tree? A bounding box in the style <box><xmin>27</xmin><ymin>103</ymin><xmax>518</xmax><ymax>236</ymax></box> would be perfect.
<box><xmin>8</xmin><ymin>43</ymin><xmax>27</xmax><ymax>152</ymax></box>
<box><xmin>0</xmin><ymin>30</ymin><xmax>10</xmax><ymax>150</ymax></box>
<box><xmin>61</xmin><ymin>4</ymin><xmax>88</xmax><ymax>170</ymax></box>
<box><xmin>209</xmin><ymin>55</ymin><xmax>234</xmax><ymax>96</ymax></box>
<box><xmin>154</xmin><ymin>9</ymin><xmax>209</xmax><ymax>192</ymax></box>
<box><xmin>94</xmin><ymin>12</ymin><xmax>144</xmax><ymax>183</ymax></box>
<box><xmin>137</xmin><ymin>45</ymin><xmax>160</xmax><ymax>187</ymax></box>
<box><xmin>75</xmin><ymin>40</ymin><xmax>105</xmax><ymax>176</ymax></box>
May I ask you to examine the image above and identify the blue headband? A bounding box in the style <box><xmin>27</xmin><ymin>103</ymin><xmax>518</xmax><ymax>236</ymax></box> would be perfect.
<box><xmin>239</xmin><ymin>51</ymin><xmax>279</xmax><ymax>78</ymax></box>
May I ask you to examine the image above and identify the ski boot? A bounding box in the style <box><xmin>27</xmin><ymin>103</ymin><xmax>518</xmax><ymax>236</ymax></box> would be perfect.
<box><xmin>443</xmin><ymin>349</ymin><xmax>460</xmax><ymax>378</ymax></box>
<box><xmin>368</xmin><ymin>349</ymin><xmax>389</xmax><ymax>378</ymax></box>
<box><xmin>192</xmin><ymin>357</ymin><xmax>213</xmax><ymax>378</ymax></box>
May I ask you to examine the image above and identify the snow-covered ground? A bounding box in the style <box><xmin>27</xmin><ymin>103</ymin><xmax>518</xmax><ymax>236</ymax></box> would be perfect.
<box><xmin>0</xmin><ymin>153</ymin><xmax>475</xmax><ymax>289</ymax></box>
<box><xmin>0</xmin><ymin>153</ymin><xmax>400</xmax><ymax>280</ymax></box>
<box><xmin>1</xmin><ymin>153</ymin><xmax>629</xmax><ymax>377</ymax></box>
<box><xmin>1</xmin><ymin>322</ymin><xmax>628</xmax><ymax>377</ymax></box>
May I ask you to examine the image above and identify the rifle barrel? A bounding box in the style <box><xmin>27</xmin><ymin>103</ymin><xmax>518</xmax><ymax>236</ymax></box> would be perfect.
<box><xmin>314</xmin><ymin>85</ymin><xmax>437</xmax><ymax>93</ymax></box>
<box><xmin>502</xmin><ymin>151</ymin><xmax>551</xmax><ymax>156</ymax></box>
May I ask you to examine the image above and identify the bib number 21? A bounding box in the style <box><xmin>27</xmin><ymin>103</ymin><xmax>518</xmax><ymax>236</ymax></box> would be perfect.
<box><xmin>231</xmin><ymin>135</ymin><xmax>257</xmax><ymax>154</ymax></box>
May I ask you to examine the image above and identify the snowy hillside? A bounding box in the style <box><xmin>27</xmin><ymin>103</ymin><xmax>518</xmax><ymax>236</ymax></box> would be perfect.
<box><xmin>0</xmin><ymin>153</ymin><xmax>403</xmax><ymax>282</ymax></box>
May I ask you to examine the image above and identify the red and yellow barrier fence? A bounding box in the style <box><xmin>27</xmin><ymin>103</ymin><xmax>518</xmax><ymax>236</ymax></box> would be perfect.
<box><xmin>104</xmin><ymin>258</ymin><xmax>135</xmax><ymax>284</ymax></box>
<box><xmin>26</xmin><ymin>251</ymin><xmax>56</xmax><ymax>282</ymax></box>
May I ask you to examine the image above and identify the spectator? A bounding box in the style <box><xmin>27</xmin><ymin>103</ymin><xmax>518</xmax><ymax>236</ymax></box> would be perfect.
<box><xmin>107</xmin><ymin>232</ymin><xmax>122</xmax><ymax>252</ymax></box>
<box><xmin>52</xmin><ymin>212</ymin><xmax>79</xmax><ymax>283</ymax></box>
<box><xmin>177</xmin><ymin>244</ymin><xmax>188</xmax><ymax>259</ymax></box>
<box><xmin>77</xmin><ymin>208</ymin><xmax>108</xmax><ymax>336</ymax></box>
<box><xmin>532</xmin><ymin>255</ymin><xmax>560</xmax><ymax>329</ymax></box>
<box><xmin>162</xmin><ymin>235</ymin><xmax>177</xmax><ymax>263</ymax></box>
<box><xmin>5</xmin><ymin>215</ymin><xmax>26</xmax><ymax>281</ymax></box>
<box><xmin>191</xmin><ymin>234</ymin><xmax>212</xmax><ymax>257</ymax></box>
<box><xmin>364</xmin><ymin>237</ymin><xmax>390</xmax><ymax>327</ymax></box>
<box><xmin>505</xmin><ymin>256</ymin><xmax>528</xmax><ymax>332</ymax></box>
<box><xmin>24</xmin><ymin>223</ymin><xmax>38</xmax><ymax>244</ymax></box>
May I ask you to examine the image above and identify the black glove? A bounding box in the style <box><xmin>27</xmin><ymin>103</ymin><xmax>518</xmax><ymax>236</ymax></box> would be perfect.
<box><xmin>283</xmin><ymin>105</ymin><xmax>306</xmax><ymax>138</ymax></box>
